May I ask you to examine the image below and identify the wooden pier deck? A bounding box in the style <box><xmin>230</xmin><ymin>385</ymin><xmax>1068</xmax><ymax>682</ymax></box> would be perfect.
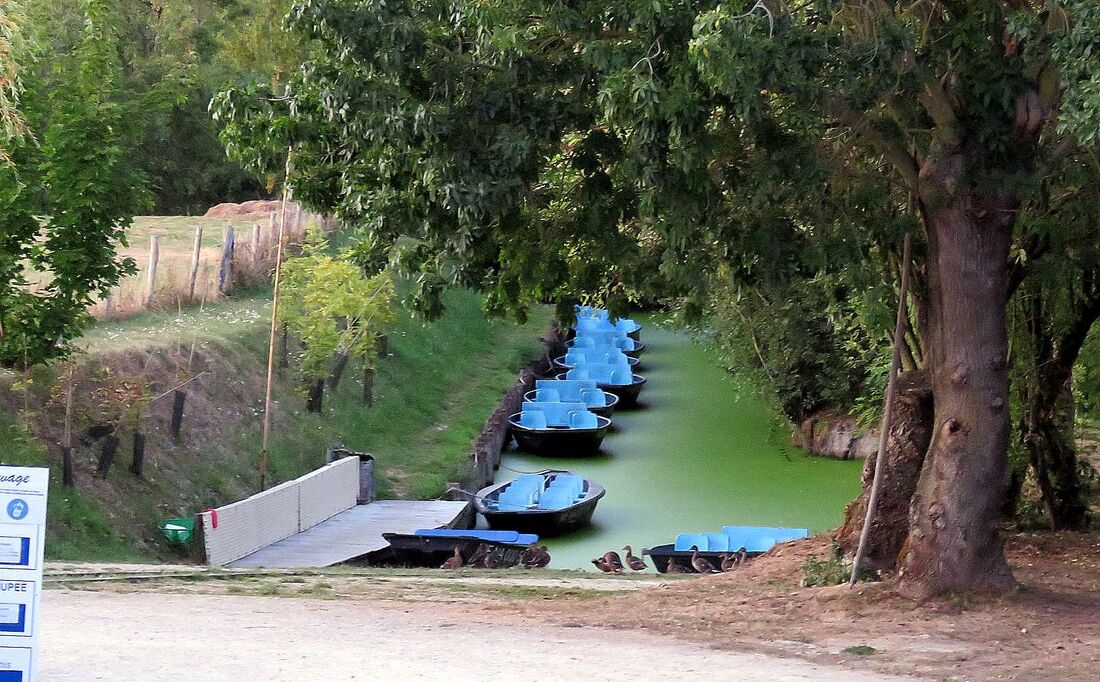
<box><xmin>228</xmin><ymin>500</ymin><xmax>472</xmax><ymax>569</ymax></box>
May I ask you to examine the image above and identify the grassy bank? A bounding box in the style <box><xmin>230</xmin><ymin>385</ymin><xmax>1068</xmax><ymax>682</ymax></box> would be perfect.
<box><xmin>1</xmin><ymin>287</ymin><xmax>550</xmax><ymax>560</ymax></box>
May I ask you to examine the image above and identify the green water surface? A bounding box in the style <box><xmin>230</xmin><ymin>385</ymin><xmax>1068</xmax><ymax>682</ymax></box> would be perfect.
<box><xmin>500</xmin><ymin>322</ymin><xmax>864</xmax><ymax>570</ymax></box>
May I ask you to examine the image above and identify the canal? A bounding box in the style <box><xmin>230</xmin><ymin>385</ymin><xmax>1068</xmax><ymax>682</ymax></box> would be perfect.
<box><xmin>500</xmin><ymin>320</ymin><xmax>864</xmax><ymax>570</ymax></box>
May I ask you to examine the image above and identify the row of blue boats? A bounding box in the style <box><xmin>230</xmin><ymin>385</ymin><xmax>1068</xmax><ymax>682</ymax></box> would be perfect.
<box><xmin>388</xmin><ymin>306</ymin><xmax>809</xmax><ymax>572</ymax></box>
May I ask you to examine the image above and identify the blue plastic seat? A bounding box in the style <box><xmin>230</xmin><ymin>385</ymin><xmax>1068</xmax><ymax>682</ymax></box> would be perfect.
<box><xmin>549</xmin><ymin>474</ymin><xmax>585</xmax><ymax>499</ymax></box>
<box><xmin>522</xmin><ymin>401</ymin><xmax>593</xmax><ymax>427</ymax></box>
<box><xmin>580</xmin><ymin>388</ymin><xmax>607</xmax><ymax>407</ymax></box>
<box><xmin>414</xmin><ymin>529</ymin><xmax>523</xmax><ymax>543</ymax></box>
<box><xmin>572</xmin><ymin>336</ymin><xmax>596</xmax><ymax>348</ymax></box>
<box><xmin>721</xmin><ymin>526</ymin><xmax>808</xmax><ymax>552</ymax></box>
<box><xmin>565</xmin><ymin>367</ymin><xmax>591</xmax><ymax>381</ymax></box>
<box><xmin>569</xmin><ymin>410</ymin><xmax>599</xmax><ymax>429</ymax></box>
<box><xmin>608</xmin><ymin>369</ymin><xmax>633</xmax><ymax>386</ymax></box>
<box><xmin>537</xmin><ymin>488</ymin><xmax>575</xmax><ymax>510</ymax></box>
<box><xmin>612</xmin><ymin>336</ymin><xmax>637</xmax><ymax>352</ymax></box>
<box><xmin>674</xmin><ymin>533</ymin><xmax>710</xmax><ymax>552</ymax></box>
<box><xmin>614</xmin><ymin>318</ymin><xmax>640</xmax><ymax>334</ymax></box>
<box><xmin>519</xmin><ymin>411</ymin><xmax>547</xmax><ymax>429</ymax></box>
<box><xmin>529</xmin><ymin>388</ymin><xmax>561</xmax><ymax>403</ymax></box>
<box><xmin>508</xmin><ymin>474</ymin><xmax>547</xmax><ymax>492</ymax></box>
<box><xmin>704</xmin><ymin>533</ymin><xmax>730</xmax><ymax>552</ymax></box>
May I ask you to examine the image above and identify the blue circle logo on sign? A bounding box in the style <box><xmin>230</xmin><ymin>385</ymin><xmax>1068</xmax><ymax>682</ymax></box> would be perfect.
<box><xmin>6</xmin><ymin>499</ymin><xmax>28</xmax><ymax>521</ymax></box>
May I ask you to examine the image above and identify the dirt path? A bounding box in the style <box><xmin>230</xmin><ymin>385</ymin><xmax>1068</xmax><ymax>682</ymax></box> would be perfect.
<box><xmin>40</xmin><ymin>591</ymin><xmax>910</xmax><ymax>681</ymax></box>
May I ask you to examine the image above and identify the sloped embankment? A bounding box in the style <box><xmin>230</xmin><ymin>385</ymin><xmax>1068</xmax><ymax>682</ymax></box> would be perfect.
<box><xmin>0</xmin><ymin>289</ymin><xmax>549</xmax><ymax>561</ymax></box>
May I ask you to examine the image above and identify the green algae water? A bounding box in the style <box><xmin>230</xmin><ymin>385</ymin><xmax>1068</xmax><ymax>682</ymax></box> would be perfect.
<box><xmin>500</xmin><ymin>321</ymin><xmax>864</xmax><ymax>570</ymax></box>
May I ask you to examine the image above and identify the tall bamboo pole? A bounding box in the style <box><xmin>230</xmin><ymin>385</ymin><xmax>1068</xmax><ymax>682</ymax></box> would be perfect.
<box><xmin>850</xmin><ymin>232</ymin><xmax>912</xmax><ymax>586</ymax></box>
<box><xmin>260</xmin><ymin>150</ymin><xmax>293</xmax><ymax>492</ymax></box>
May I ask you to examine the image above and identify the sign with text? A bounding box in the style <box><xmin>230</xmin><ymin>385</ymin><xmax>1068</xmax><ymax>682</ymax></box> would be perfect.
<box><xmin>0</xmin><ymin>467</ymin><xmax>48</xmax><ymax>681</ymax></box>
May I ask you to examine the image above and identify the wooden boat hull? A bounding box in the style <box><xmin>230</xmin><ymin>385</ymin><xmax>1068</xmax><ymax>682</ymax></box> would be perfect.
<box><xmin>642</xmin><ymin>544</ymin><xmax>763</xmax><ymax>573</ymax></box>
<box><xmin>554</xmin><ymin>372</ymin><xmax>646</xmax><ymax>406</ymax></box>
<box><xmin>381</xmin><ymin>533</ymin><xmax>527</xmax><ymax>568</ymax></box>
<box><xmin>474</xmin><ymin>471</ymin><xmax>605</xmax><ymax>537</ymax></box>
<box><xmin>523</xmin><ymin>390</ymin><xmax>619</xmax><ymax>418</ymax></box>
<box><xmin>507</xmin><ymin>414</ymin><xmax>611</xmax><ymax>456</ymax></box>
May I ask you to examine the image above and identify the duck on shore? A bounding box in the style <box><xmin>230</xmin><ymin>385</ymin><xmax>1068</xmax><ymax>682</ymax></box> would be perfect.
<box><xmin>592</xmin><ymin>557</ymin><xmax>612</xmax><ymax>573</ymax></box>
<box><xmin>622</xmin><ymin>545</ymin><xmax>647</xmax><ymax>571</ymax></box>
<box><xmin>720</xmin><ymin>548</ymin><xmax>748</xmax><ymax>571</ymax></box>
<box><xmin>520</xmin><ymin>543</ymin><xmax>551</xmax><ymax>569</ymax></box>
<box><xmin>664</xmin><ymin>557</ymin><xmax>690</xmax><ymax>574</ymax></box>
<box><xmin>441</xmin><ymin>548</ymin><xmax>464</xmax><ymax>570</ymax></box>
<box><xmin>690</xmin><ymin>548</ymin><xmax>718</xmax><ymax>574</ymax></box>
<box><xmin>468</xmin><ymin>543</ymin><xmax>491</xmax><ymax>568</ymax></box>
<box><xmin>602</xmin><ymin>551</ymin><xmax>624</xmax><ymax>573</ymax></box>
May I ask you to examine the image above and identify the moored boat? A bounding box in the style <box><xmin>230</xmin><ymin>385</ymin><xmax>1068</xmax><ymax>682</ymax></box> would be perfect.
<box><xmin>643</xmin><ymin>526</ymin><xmax>809</xmax><ymax>573</ymax></box>
<box><xmin>508</xmin><ymin>401</ymin><xmax>612</xmax><ymax>455</ymax></box>
<box><xmin>552</xmin><ymin>349</ymin><xmax>640</xmax><ymax>372</ymax></box>
<box><xmin>475</xmin><ymin>470</ymin><xmax>605</xmax><ymax>536</ymax></box>
<box><xmin>382</xmin><ymin>529</ymin><xmax>538</xmax><ymax>568</ymax></box>
<box><xmin>555</xmin><ymin>365</ymin><xmax>647</xmax><ymax>406</ymax></box>
<box><xmin>523</xmin><ymin>379</ymin><xmax>619</xmax><ymax>418</ymax></box>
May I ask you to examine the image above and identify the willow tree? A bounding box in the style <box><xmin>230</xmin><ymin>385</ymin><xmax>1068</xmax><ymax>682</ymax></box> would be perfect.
<box><xmin>216</xmin><ymin>1</ymin><xmax>1100</xmax><ymax>595</ymax></box>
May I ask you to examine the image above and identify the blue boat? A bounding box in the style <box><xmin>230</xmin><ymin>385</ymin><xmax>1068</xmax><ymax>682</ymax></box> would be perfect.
<box><xmin>382</xmin><ymin>529</ymin><xmax>540</xmax><ymax>568</ymax></box>
<box><xmin>571</xmin><ymin>306</ymin><xmax>643</xmax><ymax>342</ymax></box>
<box><xmin>568</xmin><ymin>334</ymin><xmax>646</xmax><ymax>357</ymax></box>
<box><xmin>475</xmin><ymin>471</ymin><xmax>605</xmax><ymax>536</ymax></box>
<box><xmin>523</xmin><ymin>379</ymin><xmax>619</xmax><ymax>417</ymax></box>
<box><xmin>507</xmin><ymin>401</ymin><xmax>612</xmax><ymax>455</ymax></box>
<box><xmin>556</xmin><ymin>361</ymin><xmax>647</xmax><ymax>405</ymax></box>
<box><xmin>552</xmin><ymin>345</ymin><xmax>641</xmax><ymax>372</ymax></box>
<box><xmin>643</xmin><ymin>526</ymin><xmax>810</xmax><ymax>573</ymax></box>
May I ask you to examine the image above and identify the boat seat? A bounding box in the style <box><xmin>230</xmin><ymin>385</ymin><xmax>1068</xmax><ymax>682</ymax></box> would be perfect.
<box><xmin>704</xmin><ymin>533</ymin><xmax>730</xmax><ymax>552</ymax></box>
<box><xmin>537</xmin><ymin>379</ymin><xmax>599</xmax><ymax>403</ymax></box>
<box><xmin>580</xmin><ymin>388</ymin><xmax>607</xmax><ymax>408</ymax></box>
<box><xmin>569</xmin><ymin>410</ymin><xmax>599</xmax><ymax>429</ymax></box>
<box><xmin>572</xmin><ymin>336</ymin><xmax>596</xmax><ymax>348</ymax></box>
<box><xmin>508</xmin><ymin>474</ymin><xmax>547</xmax><ymax>492</ymax></box>
<box><xmin>721</xmin><ymin>526</ymin><xmax>808</xmax><ymax>553</ymax></box>
<box><xmin>414</xmin><ymin>529</ymin><xmax>528</xmax><ymax>544</ymax></box>
<box><xmin>608</xmin><ymin>370</ymin><xmax>634</xmax><ymax>386</ymax></box>
<box><xmin>565</xmin><ymin>367</ymin><xmax>591</xmax><ymax>381</ymax></box>
<box><xmin>614</xmin><ymin>318</ymin><xmax>640</xmax><ymax>334</ymax></box>
<box><xmin>549</xmin><ymin>474</ymin><xmax>585</xmax><ymax>498</ymax></box>
<box><xmin>674</xmin><ymin>533</ymin><xmax>710</xmax><ymax>552</ymax></box>
<box><xmin>530</xmin><ymin>388</ymin><xmax>561</xmax><ymax>403</ymax></box>
<box><xmin>537</xmin><ymin>488</ymin><xmax>574</xmax><ymax>510</ymax></box>
<box><xmin>522</xmin><ymin>401</ymin><xmax>591</xmax><ymax>427</ymax></box>
<box><xmin>612</xmin><ymin>336</ymin><xmax>637</xmax><ymax>352</ymax></box>
<box><xmin>519</xmin><ymin>411</ymin><xmax>548</xmax><ymax>429</ymax></box>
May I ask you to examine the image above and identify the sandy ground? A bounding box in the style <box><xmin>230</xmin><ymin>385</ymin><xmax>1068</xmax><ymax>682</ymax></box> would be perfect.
<box><xmin>40</xmin><ymin>591</ymin><xmax>909</xmax><ymax>682</ymax></box>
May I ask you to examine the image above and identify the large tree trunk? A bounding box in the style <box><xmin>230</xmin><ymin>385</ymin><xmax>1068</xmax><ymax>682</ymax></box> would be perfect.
<box><xmin>837</xmin><ymin>372</ymin><xmax>933</xmax><ymax>571</ymax></box>
<box><xmin>899</xmin><ymin>157</ymin><xmax>1017</xmax><ymax>597</ymax></box>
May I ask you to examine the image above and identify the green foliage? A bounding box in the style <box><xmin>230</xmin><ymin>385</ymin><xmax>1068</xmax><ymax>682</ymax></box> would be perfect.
<box><xmin>800</xmin><ymin>542</ymin><xmax>875</xmax><ymax>587</ymax></box>
<box><xmin>280</xmin><ymin>238</ymin><xmax>396</xmax><ymax>380</ymax></box>
<box><xmin>0</xmin><ymin>0</ymin><xmax>144</xmax><ymax>367</ymax></box>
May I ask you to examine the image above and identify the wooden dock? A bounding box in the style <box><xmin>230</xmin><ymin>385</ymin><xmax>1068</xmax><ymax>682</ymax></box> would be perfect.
<box><xmin>228</xmin><ymin>500</ymin><xmax>472</xmax><ymax>569</ymax></box>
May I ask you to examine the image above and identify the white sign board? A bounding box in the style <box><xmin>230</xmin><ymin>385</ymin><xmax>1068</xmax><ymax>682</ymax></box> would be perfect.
<box><xmin>0</xmin><ymin>467</ymin><xmax>48</xmax><ymax>682</ymax></box>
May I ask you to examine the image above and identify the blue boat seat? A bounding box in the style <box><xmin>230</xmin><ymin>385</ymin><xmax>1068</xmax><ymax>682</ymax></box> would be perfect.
<box><xmin>674</xmin><ymin>533</ymin><xmax>710</xmax><ymax>552</ymax></box>
<box><xmin>575</xmin><ymin>330</ymin><xmax>629</xmax><ymax>346</ymax></box>
<box><xmin>565</xmin><ymin>367</ymin><xmax>590</xmax><ymax>381</ymax></box>
<box><xmin>572</xmin><ymin>336</ymin><xmax>596</xmax><ymax>348</ymax></box>
<box><xmin>614</xmin><ymin>318</ymin><xmax>640</xmax><ymax>334</ymax></box>
<box><xmin>612</xmin><ymin>336</ymin><xmax>637</xmax><ymax>352</ymax></box>
<box><xmin>569</xmin><ymin>410</ymin><xmax>599</xmax><ymax>429</ymax></box>
<box><xmin>580</xmin><ymin>388</ymin><xmax>607</xmax><ymax>407</ymax></box>
<box><xmin>608</xmin><ymin>370</ymin><xmax>634</xmax><ymax>386</ymax></box>
<box><xmin>705</xmin><ymin>533</ymin><xmax>730</xmax><ymax>552</ymax></box>
<box><xmin>519</xmin><ymin>411</ymin><xmax>547</xmax><ymax>429</ymax></box>
<box><xmin>721</xmin><ymin>526</ymin><xmax>808</xmax><ymax>552</ymax></box>
<box><xmin>530</xmin><ymin>388</ymin><xmax>561</xmax><ymax>403</ymax></box>
<box><xmin>536</xmin><ymin>379</ymin><xmax>600</xmax><ymax>404</ymax></box>
<box><xmin>507</xmin><ymin>474</ymin><xmax>547</xmax><ymax>492</ymax></box>
<box><xmin>549</xmin><ymin>474</ymin><xmax>585</xmax><ymax>499</ymax></box>
<box><xmin>537</xmin><ymin>488</ymin><xmax>575</xmax><ymax>510</ymax></box>
<box><xmin>521</xmin><ymin>401</ymin><xmax>593</xmax><ymax>428</ymax></box>
<box><xmin>412</xmin><ymin>529</ymin><xmax>539</xmax><ymax>545</ymax></box>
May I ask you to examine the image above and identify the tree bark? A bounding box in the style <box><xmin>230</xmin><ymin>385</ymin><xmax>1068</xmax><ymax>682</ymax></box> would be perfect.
<box><xmin>97</xmin><ymin>435</ymin><xmax>119</xmax><ymax>478</ymax></box>
<box><xmin>837</xmin><ymin>372</ymin><xmax>933</xmax><ymax>571</ymax></box>
<box><xmin>899</xmin><ymin>156</ymin><xmax>1017</xmax><ymax>597</ymax></box>
<box><xmin>130</xmin><ymin>432</ymin><xmax>146</xmax><ymax>478</ymax></box>
<box><xmin>363</xmin><ymin>366</ymin><xmax>375</xmax><ymax>407</ymax></box>
<box><xmin>328</xmin><ymin>351</ymin><xmax>350</xmax><ymax>393</ymax></box>
<box><xmin>306</xmin><ymin>378</ymin><xmax>325</xmax><ymax>413</ymax></box>
<box><xmin>170</xmin><ymin>390</ymin><xmax>187</xmax><ymax>440</ymax></box>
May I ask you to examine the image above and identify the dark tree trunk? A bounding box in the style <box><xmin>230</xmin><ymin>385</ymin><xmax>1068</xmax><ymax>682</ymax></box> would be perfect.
<box><xmin>279</xmin><ymin>323</ymin><xmax>290</xmax><ymax>369</ymax></box>
<box><xmin>376</xmin><ymin>334</ymin><xmax>389</xmax><ymax>358</ymax></box>
<box><xmin>306</xmin><ymin>378</ymin><xmax>325</xmax><ymax>413</ymax></box>
<box><xmin>363</xmin><ymin>366</ymin><xmax>375</xmax><ymax>407</ymax></box>
<box><xmin>837</xmin><ymin>372</ymin><xmax>933</xmax><ymax>571</ymax></box>
<box><xmin>62</xmin><ymin>446</ymin><xmax>75</xmax><ymax>487</ymax></box>
<box><xmin>900</xmin><ymin>157</ymin><xmax>1017</xmax><ymax>597</ymax></box>
<box><xmin>328</xmin><ymin>351</ymin><xmax>350</xmax><ymax>393</ymax></box>
<box><xmin>130</xmin><ymin>432</ymin><xmax>146</xmax><ymax>478</ymax></box>
<box><xmin>170</xmin><ymin>390</ymin><xmax>187</xmax><ymax>440</ymax></box>
<box><xmin>97</xmin><ymin>435</ymin><xmax>119</xmax><ymax>478</ymax></box>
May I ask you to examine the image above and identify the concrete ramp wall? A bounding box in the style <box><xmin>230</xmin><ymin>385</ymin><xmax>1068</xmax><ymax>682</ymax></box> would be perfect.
<box><xmin>201</xmin><ymin>457</ymin><xmax>360</xmax><ymax>566</ymax></box>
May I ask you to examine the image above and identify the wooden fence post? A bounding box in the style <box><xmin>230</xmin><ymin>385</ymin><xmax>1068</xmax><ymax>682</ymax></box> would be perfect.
<box><xmin>251</xmin><ymin>224</ymin><xmax>261</xmax><ymax>265</ymax></box>
<box><xmin>268</xmin><ymin>211</ymin><xmax>278</xmax><ymax>258</ymax></box>
<box><xmin>217</xmin><ymin>225</ymin><xmax>235</xmax><ymax>295</ymax></box>
<box><xmin>144</xmin><ymin>236</ymin><xmax>160</xmax><ymax>308</ymax></box>
<box><xmin>103</xmin><ymin>295</ymin><xmax>114</xmax><ymax>321</ymax></box>
<box><xmin>171</xmin><ymin>389</ymin><xmax>187</xmax><ymax>440</ymax></box>
<box><xmin>188</xmin><ymin>226</ymin><xmax>203</xmax><ymax>303</ymax></box>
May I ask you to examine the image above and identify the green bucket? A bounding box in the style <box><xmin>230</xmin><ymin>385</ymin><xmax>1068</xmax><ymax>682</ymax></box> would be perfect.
<box><xmin>159</xmin><ymin>517</ymin><xmax>195</xmax><ymax>545</ymax></box>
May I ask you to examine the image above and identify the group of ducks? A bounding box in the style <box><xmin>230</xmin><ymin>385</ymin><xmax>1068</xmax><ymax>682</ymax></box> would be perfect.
<box><xmin>440</xmin><ymin>542</ymin><xmax>552</xmax><ymax>570</ymax></box>
<box><xmin>592</xmin><ymin>545</ymin><xmax>749</xmax><ymax>574</ymax></box>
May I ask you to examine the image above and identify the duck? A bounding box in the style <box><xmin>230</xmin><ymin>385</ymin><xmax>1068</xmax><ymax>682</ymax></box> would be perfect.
<box><xmin>664</xmin><ymin>557</ymin><xmax>690</xmax><ymax>574</ymax></box>
<box><xmin>719</xmin><ymin>553</ymin><xmax>737</xmax><ymax>572</ymax></box>
<box><xmin>623</xmin><ymin>545</ymin><xmax>647</xmax><ymax>571</ymax></box>
<box><xmin>602</xmin><ymin>551</ymin><xmax>624</xmax><ymax>573</ymax></box>
<box><xmin>440</xmin><ymin>547</ymin><xmax>463</xmax><ymax>570</ymax></box>
<box><xmin>592</xmin><ymin>557</ymin><xmax>613</xmax><ymax>573</ymax></box>
<box><xmin>520</xmin><ymin>542</ymin><xmax>551</xmax><ymax>569</ymax></box>
<box><xmin>482</xmin><ymin>550</ymin><xmax>503</xmax><ymax>569</ymax></box>
<box><xmin>690</xmin><ymin>548</ymin><xmax>718</xmax><ymax>574</ymax></box>
<box><xmin>468</xmin><ymin>543</ymin><xmax>491</xmax><ymax>568</ymax></box>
